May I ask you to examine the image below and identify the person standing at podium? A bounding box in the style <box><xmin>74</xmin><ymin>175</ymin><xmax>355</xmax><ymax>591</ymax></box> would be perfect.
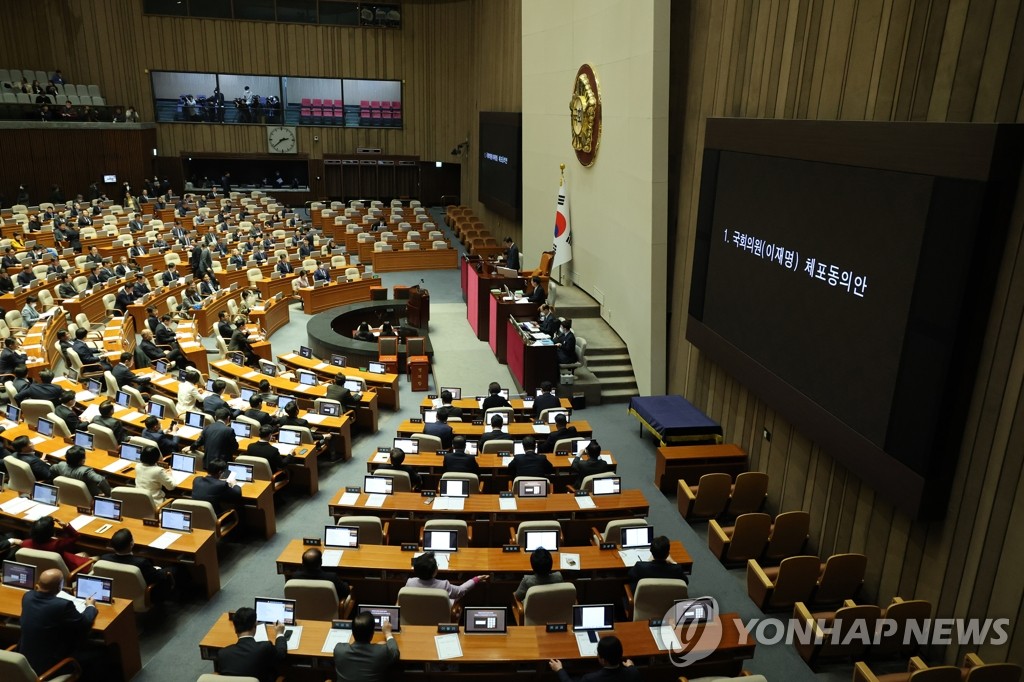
<box><xmin>503</xmin><ymin>236</ymin><xmax>520</xmax><ymax>271</ymax></box>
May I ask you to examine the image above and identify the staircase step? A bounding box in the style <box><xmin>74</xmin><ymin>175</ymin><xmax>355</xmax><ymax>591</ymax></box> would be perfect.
<box><xmin>588</xmin><ymin>355</ymin><xmax>632</xmax><ymax>367</ymax></box>
<box><xmin>601</xmin><ymin>388</ymin><xmax>639</xmax><ymax>402</ymax></box>
<box><xmin>592</xmin><ymin>366</ymin><xmax>635</xmax><ymax>378</ymax></box>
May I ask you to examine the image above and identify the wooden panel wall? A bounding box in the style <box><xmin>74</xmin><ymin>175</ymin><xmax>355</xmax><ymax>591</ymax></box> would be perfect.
<box><xmin>667</xmin><ymin>0</ymin><xmax>1024</xmax><ymax>665</ymax></box>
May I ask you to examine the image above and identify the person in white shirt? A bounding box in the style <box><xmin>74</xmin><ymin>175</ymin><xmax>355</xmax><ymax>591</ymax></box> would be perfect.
<box><xmin>176</xmin><ymin>368</ymin><xmax>202</xmax><ymax>415</ymax></box>
<box><xmin>134</xmin><ymin>445</ymin><xmax>175</xmax><ymax>503</ymax></box>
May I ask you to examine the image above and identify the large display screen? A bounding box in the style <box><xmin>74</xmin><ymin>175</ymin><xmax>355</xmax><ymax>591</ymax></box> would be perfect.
<box><xmin>687</xmin><ymin>119</ymin><xmax>1024</xmax><ymax>518</ymax></box>
<box><xmin>478</xmin><ymin>111</ymin><xmax>522</xmax><ymax>220</ymax></box>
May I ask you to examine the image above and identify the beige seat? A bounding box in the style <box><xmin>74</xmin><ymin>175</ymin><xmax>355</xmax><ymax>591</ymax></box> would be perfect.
<box><xmin>0</xmin><ymin>648</ymin><xmax>81</xmax><ymax>682</ymax></box>
<box><xmin>763</xmin><ymin>510</ymin><xmax>810</xmax><ymax>563</ymax></box>
<box><xmin>91</xmin><ymin>559</ymin><xmax>152</xmax><ymax>613</ymax></box>
<box><xmin>440</xmin><ymin>471</ymin><xmax>481</xmax><ymax>495</ymax></box>
<box><xmin>119</xmin><ymin>385</ymin><xmax>146</xmax><ymax>410</ymax></box>
<box><xmin>280</xmin><ymin>425</ymin><xmax>314</xmax><ymax>444</ymax></box>
<box><xmin>87</xmin><ymin>423</ymin><xmax>121</xmax><ymax>452</ymax></box>
<box><xmin>103</xmin><ymin>371</ymin><xmax>120</xmax><ymax>398</ymax></box>
<box><xmin>334</xmin><ymin>515</ymin><xmax>388</xmax><ymax>544</ymax></box>
<box><xmin>677</xmin><ymin>473</ymin><xmax>732</xmax><ymax>520</ymax></box>
<box><xmin>53</xmin><ymin>476</ymin><xmax>93</xmax><ymax>508</ymax></box>
<box><xmin>513</xmin><ymin>582</ymin><xmax>576</xmax><ymax>626</ymax></box>
<box><xmin>412</xmin><ymin>432</ymin><xmax>442</xmax><ymax>453</ymax></box>
<box><xmin>284</xmin><ymin>579</ymin><xmax>351</xmax><ymax>620</ymax></box>
<box><xmin>16</xmin><ymin>547</ymin><xmax>92</xmax><ymax>582</ymax></box>
<box><xmin>169</xmin><ymin>499</ymin><xmax>239</xmax><ymax>539</ymax></box>
<box><xmin>708</xmin><ymin>512</ymin><xmax>771</xmax><ymax>565</ymax></box>
<box><xmin>235</xmin><ymin>455</ymin><xmax>288</xmax><ymax>493</ymax></box>
<box><xmin>551</xmin><ymin>438</ymin><xmax>576</xmax><ymax>455</ymax></box>
<box><xmin>149</xmin><ymin>394</ymin><xmax>178</xmax><ymax>419</ymax></box>
<box><xmin>813</xmin><ymin>552</ymin><xmax>867</xmax><ymax>606</ymax></box>
<box><xmin>625</xmin><ymin>578</ymin><xmax>689</xmax><ymax>621</ymax></box>
<box><xmin>44</xmin><ymin>412</ymin><xmax>73</xmax><ymax>438</ymax></box>
<box><xmin>372</xmin><ymin>468</ymin><xmax>412</xmax><ymax>493</ymax></box>
<box><xmin>421</xmin><ymin>519</ymin><xmax>470</xmax><ymax>548</ymax></box>
<box><xmin>590</xmin><ymin>518</ymin><xmax>648</xmax><ymax>546</ymax></box>
<box><xmin>483</xmin><ymin>407</ymin><xmax>514</xmax><ymax>422</ymax></box>
<box><xmin>3</xmin><ymin>455</ymin><xmax>36</xmax><ymax>493</ymax></box>
<box><xmin>111</xmin><ymin>486</ymin><xmax>159</xmax><ymax>519</ymax></box>
<box><xmin>480</xmin><ymin>439</ymin><xmax>514</xmax><ymax>454</ymax></box>
<box><xmin>746</xmin><ymin>555</ymin><xmax>820</xmax><ymax>612</ymax></box>
<box><xmin>397</xmin><ymin>586</ymin><xmax>453</xmax><ymax>625</ymax></box>
<box><xmin>726</xmin><ymin>471</ymin><xmax>768</xmax><ymax>516</ymax></box>
<box><xmin>233</xmin><ymin>414</ymin><xmax>262</xmax><ymax>431</ymax></box>
<box><xmin>512</xmin><ymin>520</ymin><xmax>562</xmax><ymax>547</ymax></box>
<box><xmin>578</xmin><ymin>471</ymin><xmax>619</xmax><ymax>494</ymax></box>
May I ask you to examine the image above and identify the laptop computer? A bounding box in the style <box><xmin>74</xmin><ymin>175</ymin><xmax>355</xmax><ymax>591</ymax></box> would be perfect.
<box><xmin>464</xmin><ymin>607</ymin><xmax>508</xmax><ymax>634</ymax></box>
<box><xmin>184</xmin><ymin>411</ymin><xmax>206</xmax><ymax>428</ymax></box>
<box><xmin>278</xmin><ymin>395</ymin><xmax>294</xmax><ymax>411</ymax></box>
<box><xmin>620</xmin><ymin>525</ymin><xmax>654</xmax><ymax>549</ymax></box>
<box><xmin>205</xmin><ymin>379</ymin><xmax>216</xmax><ymax>392</ymax></box>
<box><xmin>160</xmin><ymin>508</ymin><xmax>193</xmax><ymax>533</ymax></box>
<box><xmin>367</xmin><ymin>361</ymin><xmax>386</xmax><ymax>374</ymax></box>
<box><xmin>75</xmin><ymin>575</ymin><xmax>113</xmax><ymax>604</ymax></box>
<box><xmin>2</xmin><ymin>560</ymin><xmax>35</xmax><ymax>590</ymax></box>
<box><xmin>515</xmin><ymin>479</ymin><xmax>549</xmax><ymax>498</ymax></box>
<box><xmin>422</xmin><ymin>529</ymin><xmax>459</xmax><ymax>552</ymax></box>
<box><xmin>439</xmin><ymin>479</ymin><xmax>469</xmax><ymax>498</ymax></box>
<box><xmin>254</xmin><ymin>597</ymin><xmax>296</xmax><ymax>626</ymax></box>
<box><xmin>523</xmin><ymin>529</ymin><xmax>559</xmax><ymax>552</ymax></box>
<box><xmin>324</xmin><ymin>525</ymin><xmax>359</xmax><ymax>548</ymax></box>
<box><xmin>86</xmin><ymin>378</ymin><xmax>103</xmax><ymax>395</ymax></box>
<box><xmin>259</xmin><ymin>360</ymin><xmax>278</xmax><ymax>377</ymax></box>
<box><xmin>74</xmin><ymin>431</ymin><xmax>94</xmax><ymax>449</ymax></box>
<box><xmin>357</xmin><ymin>605</ymin><xmax>401</xmax><ymax>632</ymax></box>
<box><xmin>573</xmin><ymin>604</ymin><xmax>615</xmax><ymax>642</ymax></box>
<box><xmin>230</xmin><ymin>422</ymin><xmax>252</xmax><ymax>439</ymax></box>
<box><xmin>240</xmin><ymin>387</ymin><xmax>256</xmax><ymax>402</ymax></box>
<box><xmin>363</xmin><ymin>475</ymin><xmax>394</xmax><ymax>495</ymax></box>
<box><xmin>227</xmin><ymin>462</ymin><xmax>253</xmax><ymax>483</ymax></box>
<box><xmin>440</xmin><ymin>386</ymin><xmax>461</xmax><ymax>399</ymax></box>
<box><xmin>5</xmin><ymin>405</ymin><xmax>20</xmax><ymax>423</ymax></box>
<box><xmin>153</xmin><ymin>359</ymin><xmax>168</xmax><ymax>374</ymax></box>
<box><xmin>32</xmin><ymin>482</ymin><xmax>58</xmax><ymax>507</ymax></box>
<box><xmin>297</xmin><ymin>370</ymin><xmax>318</xmax><ymax>386</ymax></box>
<box><xmin>392</xmin><ymin>438</ymin><xmax>418</xmax><ymax>454</ymax></box>
<box><xmin>591</xmin><ymin>476</ymin><xmax>621</xmax><ymax>496</ymax></box>
<box><xmin>92</xmin><ymin>496</ymin><xmax>122</xmax><ymax>521</ymax></box>
<box><xmin>65</xmin><ymin>368</ymin><xmax>79</xmax><ymax>383</ymax></box>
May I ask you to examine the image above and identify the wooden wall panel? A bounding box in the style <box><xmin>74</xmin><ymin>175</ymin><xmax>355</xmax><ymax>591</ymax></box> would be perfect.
<box><xmin>668</xmin><ymin>0</ymin><xmax>1024</xmax><ymax>665</ymax></box>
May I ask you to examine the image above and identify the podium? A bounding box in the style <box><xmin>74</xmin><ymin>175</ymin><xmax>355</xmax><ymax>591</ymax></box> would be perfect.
<box><xmin>407</xmin><ymin>286</ymin><xmax>430</xmax><ymax>328</ymax></box>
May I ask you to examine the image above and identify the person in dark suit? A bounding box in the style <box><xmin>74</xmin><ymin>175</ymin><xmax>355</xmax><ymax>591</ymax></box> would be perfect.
<box><xmin>436</xmin><ymin>390</ymin><xmax>462</xmax><ymax>420</ymax></box>
<box><xmin>333</xmin><ymin>611</ymin><xmax>400</xmax><ymax>681</ymax></box>
<box><xmin>110</xmin><ymin>352</ymin><xmax>151</xmax><ymax>393</ymax></box>
<box><xmin>276</xmin><ymin>255</ymin><xmax>293</xmax><ymax>275</ymax></box>
<box><xmin>246</xmin><ymin>424</ymin><xmax>293</xmax><ymax>473</ymax></box>
<box><xmin>279</xmin><ymin>401</ymin><xmax>310</xmax><ymax>429</ymax></box>
<box><xmin>8</xmin><ymin>435</ymin><xmax>52</xmax><ymax>481</ymax></box>
<box><xmin>91</xmin><ymin>400</ymin><xmax>128</xmax><ymax>444</ymax></box>
<box><xmin>626</xmin><ymin>535</ymin><xmax>689</xmax><ymax>590</ymax></box>
<box><xmin>312</xmin><ymin>261</ymin><xmax>330</xmax><ymax>282</ymax></box>
<box><xmin>549</xmin><ymin>635</ymin><xmax>638</xmax><ymax>681</ymax></box>
<box><xmin>71</xmin><ymin>328</ymin><xmax>111</xmax><ymax>370</ymax></box>
<box><xmin>154</xmin><ymin>314</ymin><xmax>177</xmax><ymax>346</ymax></box>
<box><xmin>504</xmin><ymin>236</ymin><xmax>520</xmax><ymax>271</ymax></box>
<box><xmin>57</xmin><ymin>273</ymin><xmax>78</xmax><ymax>298</ymax></box>
<box><xmin>243</xmin><ymin>395</ymin><xmax>278</xmax><ymax>428</ymax></box>
<box><xmin>528</xmin><ymin>275</ymin><xmax>546</xmax><ymax>304</ymax></box>
<box><xmin>11</xmin><ymin>364</ymin><xmax>31</xmax><ymax>394</ymax></box>
<box><xmin>229</xmin><ymin>320</ymin><xmax>260</xmax><ymax>367</ymax></box>
<box><xmin>508</xmin><ymin>437</ymin><xmax>554</xmax><ymax>479</ymax></box>
<box><xmin>55</xmin><ymin>390</ymin><xmax>81</xmax><ymax>433</ymax></box>
<box><xmin>325</xmin><ymin>375</ymin><xmax>362</xmax><ymax>407</ymax></box>
<box><xmin>481</xmin><ymin>382</ymin><xmax>512</xmax><ymax>411</ymax></box>
<box><xmin>216</xmin><ymin>311</ymin><xmax>234</xmax><ymax>340</ymax></box>
<box><xmin>0</xmin><ymin>336</ymin><xmax>28</xmax><ymax>375</ymax></box>
<box><xmin>113</xmin><ymin>282</ymin><xmax>134</xmax><ymax>316</ymax></box>
<box><xmin>540</xmin><ymin>413</ymin><xmax>579</xmax><ymax>454</ymax></box>
<box><xmin>15</xmin><ymin>369</ymin><xmax>62</xmax><ymax>404</ymax></box>
<box><xmin>424</xmin><ymin>410</ymin><xmax>454</xmax><ymax>449</ymax></box>
<box><xmin>0</xmin><ymin>270</ymin><xmax>15</xmax><ymax>294</ymax></box>
<box><xmin>538</xmin><ymin>304</ymin><xmax>560</xmax><ymax>337</ymax></box>
<box><xmin>571</xmin><ymin>440</ymin><xmax>611</xmax><ymax>488</ymax></box>
<box><xmin>476</xmin><ymin>414</ymin><xmax>508</xmax><ymax>450</ymax></box>
<box><xmin>196</xmin><ymin>408</ymin><xmax>239</xmax><ymax>468</ymax></box>
<box><xmin>86</xmin><ymin>246</ymin><xmax>104</xmax><ymax>266</ymax></box>
<box><xmin>202</xmin><ymin>379</ymin><xmax>233</xmax><ymax>416</ymax></box>
<box><xmin>443</xmin><ymin>436</ymin><xmax>479</xmax><ymax>474</ymax></box>
<box><xmin>556</xmin><ymin>319</ymin><xmax>578</xmax><ymax>365</ymax></box>
<box><xmin>19</xmin><ymin>568</ymin><xmax>99</xmax><ymax>679</ymax></box>
<box><xmin>532</xmin><ymin>381</ymin><xmax>560</xmax><ymax>420</ymax></box>
<box><xmin>161</xmin><ymin>263</ymin><xmax>180</xmax><ymax>286</ymax></box>
<box><xmin>216</xmin><ymin>605</ymin><xmax>286</xmax><ymax>682</ymax></box>
<box><xmin>294</xmin><ymin>547</ymin><xmax>350</xmax><ymax>598</ymax></box>
<box><xmin>100</xmin><ymin>529</ymin><xmax>174</xmax><ymax>602</ymax></box>
<box><xmin>192</xmin><ymin>458</ymin><xmax>243</xmax><ymax>513</ymax></box>
<box><xmin>382</xmin><ymin>449</ymin><xmax>421</xmax><ymax>490</ymax></box>
<box><xmin>142</xmin><ymin>415</ymin><xmax>180</xmax><ymax>456</ymax></box>
<box><xmin>133</xmin><ymin>272</ymin><xmax>151</xmax><ymax>298</ymax></box>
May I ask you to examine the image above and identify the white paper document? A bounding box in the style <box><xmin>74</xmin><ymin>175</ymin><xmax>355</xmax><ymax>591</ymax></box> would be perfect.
<box><xmin>338</xmin><ymin>492</ymin><xmax>360</xmax><ymax>505</ymax></box>
<box><xmin>433</xmin><ymin>497</ymin><xmax>464</xmax><ymax>511</ymax></box>
<box><xmin>532</xmin><ymin>424</ymin><xmax>550</xmax><ymax>434</ymax></box>
<box><xmin>281</xmin><ymin>353</ymin><xmax>297</xmax><ymax>360</ymax></box>
<box><xmin>575</xmin><ymin>496</ymin><xmax>596</xmax><ymax>510</ymax></box>
<box><xmin>599</xmin><ymin>454</ymin><xmax>613</xmax><ymax>464</ymax></box>
<box><xmin>575</xmin><ymin>632</ymin><xmax>599</xmax><ymax>657</ymax></box>
<box><xmin>371</xmin><ymin>452</ymin><xmax>390</xmax><ymax>463</ymax></box>
<box><xmin>560</xmin><ymin>553</ymin><xmax>581</xmax><ymax>571</ymax></box>
<box><xmin>0</xmin><ymin>497</ymin><xmax>36</xmax><ymax>515</ymax></box>
<box><xmin>435</xmin><ymin>633</ymin><xmax>463</xmax><ymax>660</ymax></box>
<box><xmin>169</xmin><ymin>470</ymin><xmax>191</xmax><ymax>486</ymax></box>
<box><xmin>305</xmin><ymin>413</ymin><xmax>328</xmax><ymax>425</ymax></box>
<box><xmin>500</xmin><ymin>456</ymin><xmax>513</xmax><ymax>467</ymax></box>
<box><xmin>255</xmin><ymin>625</ymin><xmax>303</xmax><ymax>650</ymax></box>
<box><xmin>365</xmin><ymin>494</ymin><xmax>386</xmax><ymax>508</ymax></box>
<box><xmin>75</xmin><ymin>390</ymin><xmax>97</xmax><ymax>402</ymax></box>
<box><xmin>498</xmin><ymin>497</ymin><xmax>517</xmax><ymax>511</ymax></box>
<box><xmin>149</xmin><ymin>531</ymin><xmax>183</xmax><ymax>550</ymax></box>
<box><xmin>618</xmin><ymin>549</ymin><xmax>653</xmax><ymax>567</ymax></box>
<box><xmin>176</xmin><ymin>425</ymin><xmax>202</xmax><ymax>439</ymax></box>
<box><xmin>321</xmin><ymin>628</ymin><xmax>352</xmax><ymax>652</ymax></box>
<box><xmin>119</xmin><ymin>410</ymin><xmax>144</xmax><ymax>422</ymax></box>
<box><xmin>23</xmin><ymin>503</ymin><xmax>59</xmax><ymax>520</ymax></box>
<box><xmin>650</xmin><ymin>625</ymin><xmax>682</xmax><ymax>651</ymax></box>
<box><xmin>79</xmin><ymin>405</ymin><xmax>101</xmax><ymax>422</ymax></box>
<box><xmin>50</xmin><ymin>446</ymin><xmax>72</xmax><ymax>460</ymax></box>
<box><xmin>321</xmin><ymin>549</ymin><xmax>344</xmax><ymax>567</ymax></box>
<box><xmin>29</xmin><ymin>436</ymin><xmax>48</xmax><ymax>446</ymax></box>
<box><xmin>69</xmin><ymin>515</ymin><xmax>96</xmax><ymax>530</ymax></box>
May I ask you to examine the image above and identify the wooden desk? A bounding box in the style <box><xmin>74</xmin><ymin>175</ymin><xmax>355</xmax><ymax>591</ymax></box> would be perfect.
<box><xmin>255</xmin><ymin>274</ymin><xmax>296</xmax><ymax>300</ymax></box>
<box><xmin>0</xmin><ymin>585</ymin><xmax>141</xmax><ymax>681</ymax></box>
<box><xmin>328</xmin><ymin>489</ymin><xmax>647</xmax><ymax>546</ymax></box>
<box><xmin>396</xmin><ymin>420</ymin><xmax>592</xmax><ymax>440</ymax></box>
<box><xmin>298</xmin><ymin>278</ymin><xmax>375</xmax><ymax>315</ymax></box>
<box><xmin>279</xmin><ymin>352</ymin><xmax>400</xmax><ymax>411</ymax></box>
<box><xmin>465</xmin><ymin>262</ymin><xmax>523</xmax><ymax>341</ymax></box>
<box><xmin>654</xmin><ymin>444</ymin><xmax>748</xmax><ymax>494</ymax></box>
<box><xmin>506</xmin><ymin>317</ymin><xmax>558</xmax><ymax>393</ymax></box>
<box><xmin>249</xmin><ymin>294</ymin><xmax>291</xmax><ymax>338</ymax></box>
<box><xmin>417</xmin><ymin>396</ymin><xmax>571</xmax><ymax>419</ymax></box>
<box><xmin>489</xmin><ymin>292</ymin><xmax>538</xmax><ymax>363</ymax></box>
<box><xmin>275</xmin><ymin>538</ymin><xmax>689</xmax><ymax>605</ymax></box>
<box><xmin>19</xmin><ymin>310</ymin><xmax>67</xmax><ymax>379</ymax></box>
<box><xmin>370</xmin><ymin>247</ymin><xmax>458</xmax><ymax>272</ymax></box>
<box><xmin>0</xmin><ymin>489</ymin><xmax>221</xmax><ymax>599</ymax></box>
<box><xmin>199</xmin><ymin>614</ymin><xmax>753</xmax><ymax>680</ymax></box>
<box><xmin>126</xmin><ymin>281</ymin><xmax>187</xmax><ymax>332</ymax></box>
<box><xmin>62</xmin><ymin>277</ymin><xmax>123</xmax><ymax>324</ymax></box>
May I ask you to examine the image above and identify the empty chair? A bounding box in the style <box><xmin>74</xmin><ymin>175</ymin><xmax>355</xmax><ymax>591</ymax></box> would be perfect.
<box><xmin>402</xmin><ymin>241</ymin><xmax>419</xmax><ymax>250</ymax></box>
<box><xmin>397</xmin><ymin>586</ymin><xmax>452</xmax><ymax>625</ymax></box>
<box><xmin>677</xmin><ymin>473</ymin><xmax>732</xmax><ymax>520</ymax></box>
<box><xmin>91</xmin><ymin>559</ymin><xmax>152</xmax><ymax>613</ymax></box>
<box><xmin>763</xmin><ymin>510</ymin><xmax>810</xmax><ymax>563</ymax></box>
<box><xmin>421</xmin><ymin>519</ymin><xmax>470</xmax><ymax>548</ymax></box>
<box><xmin>483</xmin><ymin>406</ymin><xmax>514</xmax><ymax>422</ymax></box>
<box><xmin>625</xmin><ymin>578</ymin><xmax>689</xmax><ymax>621</ymax></box>
<box><xmin>513</xmin><ymin>582</ymin><xmax>576</xmax><ymax>626</ymax></box>
<box><xmin>4</xmin><ymin>455</ymin><xmax>36</xmax><ymax>494</ymax></box>
<box><xmin>20</xmin><ymin>399</ymin><xmax>54</xmax><ymax>428</ymax></box>
<box><xmin>53</xmin><ymin>476</ymin><xmax>93</xmax><ymax>508</ymax></box>
<box><xmin>280</xmin><ymin>425</ymin><xmax>315</xmax><ymax>444</ymax></box>
<box><xmin>284</xmin><ymin>579</ymin><xmax>350</xmax><ymax>620</ymax></box>
<box><xmin>334</xmin><ymin>516</ymin><xmax>387</xmax><ymax>544</ymax></box>
<box><xmin>111</xmin><ymin>486</ymin><xmax>159</xmax><ymax>519</ymax></box>
<box><xmin>794</xmin><ymin>601</ymin><xmax>882</xmax><ymax>666</ymax></box>
<box><xmin>345</xmin><ymin>267</ymin><xmax>360</xmax><ymax>282</ymax></box>
<box><xmin>16</xmin><ymin>547</ymin><xmax>92</xmax><ymax>582</ymax></box>
<box><xmin>853</xmin><ymin>654</ymin><xmax>1021</xmax><ymax>682</ymax></box>
<box><xmin>578</xmin><ymin>471</ymin><xmax>619</xmax><ymax>494</ymax></box>
<box><xmin>746</xmin><ymin>555</ymin><xmax>821</xmax><ymax>612</ymax></box>
<box><xmin>169</xmin><ymin>499</ymin><xmax>239</xmax><ymax>539</ymax></box>
<box><xmin>726</xmin><ymin>471</ymin><xmax>768</xmax><ymax>516</ymax></box>
<box><xmin>440</xmin><ymin>472</ymin><xmax>481</xmax><ymax>495</ymax></box>
<box><xmin>873</xmin><ymin>597</ymin><xmax>933</xmax><ymax>658</ymax></box>
<box><xmin>480</xmin><ymin>439</ymin><xmax>514</xmax><ymax>454</ymax></box>
<box><xmin>86</xmin><ymin>423</ymin><xmax>120</xmax><ymax>452</ymax></box>
<box><xmin>412</xmin><ymin>432</ymin><xmax>442</xmax><ymax>453</ymax></box>
<box><xmin>235</xmin><ymin>455</ymin><xmax>288</xmax><ymax>493</ymax></box>
<box><xmin>512</xmin><ymin>520</ymin><xmax>562</xmax><ymax>547</ymax></box>
<box><xmin>813</xmin><ymin>553</ymin><xmax>867</xmax><ymax>606</ymax></box>
<box><xmin>591</xmin><ymin>518</ymin><xmax>648</xmax><ymax>545</ymax></box>
<box><xmin>0</xmin><ymin>647</ymin><xmax>82</xmax><ymax>681</ymax></box>
<box><xmin>708</xmin><ymin>513</ymin><xmax>771</xmax><ymax>565</ymax></box>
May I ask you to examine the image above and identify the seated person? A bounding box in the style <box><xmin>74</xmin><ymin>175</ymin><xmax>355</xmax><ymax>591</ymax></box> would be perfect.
<box><xmin>353</xmin><ymin>321</ymin><xmax>376</xmax><ymax>342</ymax></box>
<box><xmin>100</xmin><ymin>528</ymin><xmax>175</xmax><ymax>603</ymax></box>
<box><xmin>527</xmin><ymin>275</ymin><xmax>546</xmax><ymax>304</ymax></box>
<box><xmin>514</xmin><ymin>546</ymin><xmax>564</xmax><ymax>601</ymax></box>
<box><xmin>278</xmin><ymin>400</ymin><xmax>309</xmax><ymax>429</ymax></box>
<box><xmin>481</xmin><ymin>381</ymin><xmax>511</xmax><ymax>411</ymax></box>
<box><xmin>423</xmin><ymin>409</ymin><xmax>454</xmax><ymax>449</ymax></box>
<box><xmin>325</xmin><ymin>374</ymin><xmax>361</xmax><ymax>407</ymax></box>
<box><xmin>7</xmin><ymin>435</ymin><xmax>52</xmax><ymax>481</ymax></box>
<box><xmin>442</xmin><ymin>436</ymin><xmax>479</xmax><ymax>474</ymax></box>
<box><xmin>0</xmin><ymin>337</ymin><xmax>28</xmax><ymax>375</ymax></box>
<box><xmin>507</xmin><ymin>437</ymin><xmax>554</xmax><ymax>479</ymax></box>
<box><xmin>477</xmin><ymin>414</ymin><xmax>508</xmax><ymax>450</ymax></box>
<box><xmin>293</xmin><ymin>547</ymin><xmax>349</xmax><ymax>599</ymax></box>
<box><xmin>110</xmin><ymin>352</ymin><xmax>151</xmax><ymax>392</ymax></box>
<box><xmin>54</xmin><ymin>389</ymin><xmax>81</xmax><ymax>433</ymax></box>
<box><xmin>436</xmin><ymin>390</ymin><xmax>462</xmax><ymax>420</ymax></box>
<box><xmin>570</xmin><ymin>440</ymin><xmax>611</xmax><ymax>489</ymax></box>
<box><xmin>10</xmin><ymin>363</ymin><xmax>31</xmax><ymax>394</ymax></box>
<box><xmin>191</xmin><ymin>459</ymin><xmax>242</xmax><ymax>515</ymax></box>
<box><xmin>243</xmin><ymin>395</ymin><xmax>279</xmax><ymax>428</ymax></box>
<box><xmin>135</xmin><ymin>445</ymin><xmax>175</xmax><ymax>503</ymax></box>
<box><xmin>405</xmin><ymin>551</ymin><xmax>488</xmax><ymax>606</ymax></box>
<box><xmin>627</xmin><ymin>535</ymin><xmax>688</xmax><ymax>590</ymax></box>
<box><xmin>141</xmin><ymin>415</ymin><xmax>180</xmax><ymax>456</ymax></box>
<box><xmin>540</xmin><ymin>413</ymin><xmax>578</xmax><ymax>454</ymax></box>
<box><xmin>20</xmin><ymin>516</ymin><xmax>92</xmax><ymax>571</ymax></box>
<box><xmin>202</xmin><ymin>379</ymin><xmax>240</xmax><ymax>418</ymax></box>
<box><xmin>555</xmin><ymin>319</ymin><xmax>578</xmax><ymax>365</ymax></box>
<box><xmin>91</xmin><ymin>400</ymin><xmax>129</xmax><ymax>443</ymax></box>
<box><xmin>71</xmin><ymin>327</ymin><xmax>112</xmax><ymax>370</ymax></box>
<box><xmin>383</xmin><ymin>448</ymin><xmax>421</xmax><ymax>490</ymax></box>
<box><xmin>216</xmin><ymin>606</ymin><xmax>286</xmax><ymax>682</ymax></box>
<box><xmin>50</xmin><ymin>445</ymin><xmax>111</xmax><ymax>498</ymax></box>
<box><xmin>549</xmin><ymin>636</ymin><xmax>637</xmax><ymax>681</ymax></box>
<box><xmin>532</xmin><ymin>381</ymin><xmax>561</xmax><ymax>419</ymax></box>
<box><xmin>245</xmin><ymin>424</ymin><xmax>293</xmax><ymax>473</ymax></box>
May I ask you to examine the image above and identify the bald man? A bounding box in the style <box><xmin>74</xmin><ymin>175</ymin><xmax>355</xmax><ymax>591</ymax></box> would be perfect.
<box><xmin>19</xmin><ymin>568</ymin><xmax>97</xmax><ymax>677</ymax></box>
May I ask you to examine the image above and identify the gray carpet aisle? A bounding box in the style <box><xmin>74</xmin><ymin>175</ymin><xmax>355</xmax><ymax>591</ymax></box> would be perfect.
<box><xmin>130</xmin><ymin>210</ymin><xmax>854</xmax><ymax>680</ymax></box>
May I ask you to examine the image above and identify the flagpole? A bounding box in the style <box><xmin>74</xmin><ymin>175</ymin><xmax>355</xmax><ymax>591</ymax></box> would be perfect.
<box><xmin>557</xmin><ymin>164</ymin><xmax>566</xmax><ymax>288</ymax></box>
